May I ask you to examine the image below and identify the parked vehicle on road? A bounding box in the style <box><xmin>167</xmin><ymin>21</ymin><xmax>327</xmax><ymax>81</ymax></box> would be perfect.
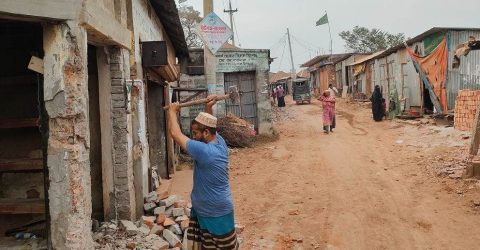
<box><xmin>292</xmin><ymin>78</ymin><xmax>311</xmax><ymax>104</ymax></box>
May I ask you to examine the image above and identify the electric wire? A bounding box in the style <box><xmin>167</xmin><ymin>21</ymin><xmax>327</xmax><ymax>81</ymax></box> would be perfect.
<box><xmin>277</xmin><ymin>38</ymin><xmax>287</xmax><ymax>71</ymax></box>
<box><xmin>232</xmin><ymin>15</ymin><xmax>240</xmax><ymax>46</ymax></box>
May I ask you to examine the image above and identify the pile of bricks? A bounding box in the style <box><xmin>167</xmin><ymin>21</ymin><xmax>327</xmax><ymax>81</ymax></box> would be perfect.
<box><xmin>93</xmin><ymin>193</ymin><xmax>191</xmax><ymax>250</ymax></box>
<box><xmin>454</xmin><ymin>90</ymin><xmax>480</xmax><ymax>131</ymax></box>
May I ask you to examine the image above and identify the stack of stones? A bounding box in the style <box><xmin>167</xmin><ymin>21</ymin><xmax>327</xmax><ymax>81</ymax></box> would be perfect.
<box><xmin>93</xmin><ymin>193</ymin><xmax>191</xmax><ymax>250</ymax></box>
<box><xmin>141</xmin><ymin>193</ymin><xmax>192</xmax><ymax>249</ymax></box>
<box><xmin>454</xmin><ymin>90</ymin><xmax>480</xmax><ymax>131</ymax></box>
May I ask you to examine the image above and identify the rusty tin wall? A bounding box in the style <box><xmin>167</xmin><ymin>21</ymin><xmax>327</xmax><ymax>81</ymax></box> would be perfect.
<box><xmin>447</xmin><ymin>30</ymin><xmax>480</xmax><ymax>110</ymax></box>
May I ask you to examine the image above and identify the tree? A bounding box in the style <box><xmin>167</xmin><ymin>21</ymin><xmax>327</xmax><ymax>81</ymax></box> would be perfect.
<box><xmin>178</xmin><ymin>0</ymin><xmax>203</xmax><ymax>48</ymax></box>
<box><xmin>339</xmin><ymin>26</ymin><xmax>406</xmax><ymax>53</ymax></box>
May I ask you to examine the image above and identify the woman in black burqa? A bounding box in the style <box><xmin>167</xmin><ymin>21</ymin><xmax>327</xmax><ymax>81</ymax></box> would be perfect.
<box><xmin>370</xmin><ymin>85</ymin><xmax>384</xmax><ymax>121</ymax></box>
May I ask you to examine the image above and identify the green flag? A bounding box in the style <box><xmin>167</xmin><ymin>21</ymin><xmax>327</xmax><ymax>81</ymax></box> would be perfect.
<box><xmin>316</xmin><ymin>13</ymin><xmax>328</xmax><ymax>26</ymax></box>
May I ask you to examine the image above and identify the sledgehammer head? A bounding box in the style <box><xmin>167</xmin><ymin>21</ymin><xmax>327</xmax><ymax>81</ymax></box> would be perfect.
<box><xmin>227</xmin><ymin>86</ymin><xmax>240</xmax><ymax>104</ymax></box>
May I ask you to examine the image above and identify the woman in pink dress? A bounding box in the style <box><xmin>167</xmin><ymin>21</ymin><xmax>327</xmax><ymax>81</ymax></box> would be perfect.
<box><xmin>319</xmin><ymin>90</ymin><xmax>336</xmax><ymax>134</ymax></box>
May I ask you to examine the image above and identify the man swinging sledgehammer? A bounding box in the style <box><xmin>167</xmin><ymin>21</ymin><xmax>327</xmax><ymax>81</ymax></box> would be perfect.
<box><xmin>167</xmin><ymin>95</ymin><xmax>239</xmax><ymax>249</ymax></box>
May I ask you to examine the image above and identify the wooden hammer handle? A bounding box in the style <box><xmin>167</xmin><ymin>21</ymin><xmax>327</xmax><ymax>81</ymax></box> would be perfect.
<box><xmin>164</xmin><ymin>94</ymin><xmax>230</xmax><ymax>110</ymax></box>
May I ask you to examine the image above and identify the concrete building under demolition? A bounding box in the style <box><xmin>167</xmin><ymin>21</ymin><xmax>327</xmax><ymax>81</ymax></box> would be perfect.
<box><xmin>177</xmin><ymin>47</ymin><xmax>275</xmax><ymax>136</ymax></box>
<box><xmin>0</xmin><ymin>0</ymin><xmax>188</xmax><ymax>249</ymax></box>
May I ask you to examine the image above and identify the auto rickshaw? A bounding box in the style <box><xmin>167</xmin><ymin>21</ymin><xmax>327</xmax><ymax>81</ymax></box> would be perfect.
<box><xmin>292</xmin><ymin>78</ymin><xmax>311</xmax><ymax>104</ymax></box>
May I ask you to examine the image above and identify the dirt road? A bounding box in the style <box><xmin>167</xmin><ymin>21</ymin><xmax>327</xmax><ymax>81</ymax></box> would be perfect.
<box><xmin>173</xmin><ymin>97</ymin><xmax>480</xmax><ymax>249</ymax></box>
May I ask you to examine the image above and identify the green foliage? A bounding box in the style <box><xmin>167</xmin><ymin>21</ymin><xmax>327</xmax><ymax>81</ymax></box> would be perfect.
<box><xmin>339</xmin><ymin>26</ymin><xmax>405</xmax><ymax>53</ymax></box>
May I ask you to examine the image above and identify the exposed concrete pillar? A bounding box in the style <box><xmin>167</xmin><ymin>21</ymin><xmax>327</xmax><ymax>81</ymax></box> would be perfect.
<box><xmin>109</xmin><ymin>47</ymin><xmax>136</xmax><ymax>220</ymax></box>
<box><xmin>43</xmin><ymin>22</ymin><xmax>93</xmax><ymax>249</ymax></box>
<box><xmin>256</xmin><ymin>70</ymin><xmax>275</xmax><ymax>135</ymax></box>
<box><xmin>130</xmin><ymin>79</ymin><xmax>150</xmax><ymax>219</ymax></box>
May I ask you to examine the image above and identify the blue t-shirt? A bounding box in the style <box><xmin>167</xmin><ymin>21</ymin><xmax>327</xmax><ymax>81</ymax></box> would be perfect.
<box><xmin>186</xmin><ymin>134</ymin><xmax>234</xmax><ymax>217</ymax></box>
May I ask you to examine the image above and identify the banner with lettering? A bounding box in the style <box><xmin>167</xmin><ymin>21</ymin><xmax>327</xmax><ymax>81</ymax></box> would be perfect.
<box><xmin>196</xmin><ymin>12</ymin><xmax>233</xmax><ymax>54</ymax></box>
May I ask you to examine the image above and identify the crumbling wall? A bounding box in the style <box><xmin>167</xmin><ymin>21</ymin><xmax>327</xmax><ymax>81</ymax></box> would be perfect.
<box><xmin>43</xmin><ymin>23</ymin><xmax>93</xmax><ymax>250</ymax></box>
<box><xmin>454</xmin><ymin>90</ymin><xmax>480</xmax><ymax>131</ymax></box>
<box><xmin>127</xmin><ymin>0</ymin><xmax>172</xmax><ymax>219</ymax></box>
<box><xmin>178</xmin><ymin>74</ymin><xmax>208</xmax><ymax>135</ymax></box>
<box><xmin>109</xmin><ymin>47</ymin><xmax>136</xmax><ymax>220</ymax></box>
<box><xmin>212</xmin><ymin>50</ymin><xmax>274</xmax><ymax>135</ymax></box>
<box><xmin>255</xmin><ymin>69</ymin><xmax>274</xmax><ymax>135</ymax></box>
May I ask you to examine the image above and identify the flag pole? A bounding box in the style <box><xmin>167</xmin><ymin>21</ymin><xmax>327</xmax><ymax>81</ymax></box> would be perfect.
<box><xmin>326</xmin><ymin>11</ymin><xmax>332</xmax><ymax>55</ymax></box>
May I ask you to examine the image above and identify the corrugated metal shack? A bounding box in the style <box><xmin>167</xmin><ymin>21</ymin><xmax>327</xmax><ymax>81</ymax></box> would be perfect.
<box><xmin>346</xmin><ymin>27</ymin><xmax>480</xmax><ymax>116</ymax></box>
<box><xmin>301</xmin><ymin>53</ymin><xmax>367</xmax><ymax>95</ymax></box>
<box><xmin>301</xmin><ymin>54</ymin><xmax>357</xmax><ymax>94</ymax></box>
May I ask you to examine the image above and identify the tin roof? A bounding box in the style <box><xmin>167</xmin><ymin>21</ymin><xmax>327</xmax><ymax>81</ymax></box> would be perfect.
<box><xmin>296</xmin><ymin>68</ymin><xmax>310</xmax><ymax>78</ymax></box>
<box><xmin>408</xmin><ymin>27</ymin><xmax>480</xmax><ymax>45</ymax></box>
<box><xmin>270</xmin><ymin>71</ymin><xmax>291</xmax><ymax>83</ymax></box>
<box><xmin>361</xmin><ymin>27</ymin><xmax>480</xmax><ymax>62</ymax></box>
<box><xmin>300</xmin><ymin>53</ymin><xmax>368</xmax><ymax>68</ymax></box>
<box><xmin>347</xmin><ymin>50</ymin><xmax>385</xmax><ymax>66</ymax></box>
<box><xmin>150</xmin><ymin>0</ymin><xmax>189</xmax><ymax>57</ymax></box>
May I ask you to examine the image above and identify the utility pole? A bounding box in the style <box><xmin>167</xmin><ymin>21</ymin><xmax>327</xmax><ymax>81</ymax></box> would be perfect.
<box><xmin>224</xmin><ymin>0</ymin><xmax>238</xmax><ymax>46</ymax></box>
<box><xmin>286</xmin><ymin>28</ymin><xmax>296</xmax><ymax>79</ymax></box>
<box><xmin>203</xmin><ymin>0</ymin><xmax>213</xmax><ymax>17</ymax></box>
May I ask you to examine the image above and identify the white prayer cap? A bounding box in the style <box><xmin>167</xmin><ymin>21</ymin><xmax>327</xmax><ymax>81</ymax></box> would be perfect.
<box><xmin>194</xmin><ymin>112</ymin><xmax>217</xmax><ymax>128</ymax></box>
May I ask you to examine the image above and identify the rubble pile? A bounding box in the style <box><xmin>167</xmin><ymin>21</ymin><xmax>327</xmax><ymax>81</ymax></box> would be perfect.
<box><xmin>94</xmin><ymin>193</ymin><xmax>191</xmax><ymax>250</ymax></box>
<box><xmin>427</xmin><ymin>149</ymin><xmax>470</xmax><ymax>179</ymax></box>
<box><xmin>271</xmin><ymin>106</ymin><xmax>295</xmax><ymax>123</ymax></box>
<box><xmin>217</xmin><ymin>113</ymin><xmax>255</xmax><ymax>148</ymax></box>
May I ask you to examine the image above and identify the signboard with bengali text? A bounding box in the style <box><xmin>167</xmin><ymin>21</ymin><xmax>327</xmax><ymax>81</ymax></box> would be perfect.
<box><xmin>196</xmin><ymin>12</ymin><xmax>233</xmax><ymax>54</ymax></box>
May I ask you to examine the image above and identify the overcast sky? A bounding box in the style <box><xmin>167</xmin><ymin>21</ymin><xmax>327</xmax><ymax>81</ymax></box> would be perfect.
<box><xmin>181</xmin><ymin>0</ymin><xmax>480</xmax><ymax>73</ymax></box>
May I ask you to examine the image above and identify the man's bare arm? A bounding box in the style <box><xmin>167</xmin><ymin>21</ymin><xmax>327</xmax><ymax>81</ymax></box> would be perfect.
<box><xmin>167</xmin><ymin>102</ymin><xmax>189</xmax><ymax>151</ymax></box>
<box><xmin>205</xmin><ymin>95</ymin><xmax>218</xmax><ymax>115</ymax></box>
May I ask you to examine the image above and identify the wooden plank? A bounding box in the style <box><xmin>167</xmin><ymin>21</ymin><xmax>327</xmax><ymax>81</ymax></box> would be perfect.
<box><xmin>0</xmin><ymin>159</ymin><xmax>43</xmax><ymax>172</ymax></box>
<box><xmin>28</xmin><ymin>56</ymin><xmax>44</xmax><ymax>74</ymax></box>
<box><xmin>0</xmin><ymin>199</ymin><xmax>45</xmax><ymax>214</ymax></box>
<box><xmin>0</xmin><ymin>118</ymin><xmax>39</xmax><ymax>129</ymax></box>
<box><xmin>171</xmin><ymin>87</ymin><xmax>208</xmax><ymax>91</ymax></box>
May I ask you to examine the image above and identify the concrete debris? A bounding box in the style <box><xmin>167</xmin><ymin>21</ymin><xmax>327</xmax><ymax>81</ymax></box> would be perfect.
<box><xmin>163</xmin><ymin>229</ymin><xmax>182</xmax><ymax>248</ymax></box>
<box><xmin>271</xmin><ymin>106</ymin><xmax>296</xmax><ymax>123</ymax></box>
<box><xmin>172</xmin><ymin>208</ymin><xmax>185</xmax><ymax>217</ymax></box>
<box><xmin>174</xmin><ymin>200</ymin><xmax>188</xmax><ymax>208</ymax></box>
<box><xmin>93</xmin><ymin>193</ymin><xmax>197</xmax><ymax>250</ymax></box>
<box><xmin>150</xmin><ymin>224</ymin><xmax>164</xmax><ymax>235</ymax></box>
<box><xmin>168</xmin><ymin>224</ymin><xmax>183</xmax><ymax>235</ymax></box>
<box><xmin>146</xmin><ymin>191</ymin><xmax>159</xmax><ymax>203</ymax></box>
<box><xmin>154</xmin><ymin>206</ymin><xmax>166</xmax><ymax>215</ymax></box>
<box><xmin>163</xmin><ymin>218</ymin><xmax>176</xmax><ymax>227</ymax></box>
<box><xmin>126</xmin><ymin>242</ymin><xmax>136</xmax><ymax>249</ymax></box>
<box><xmin>152</xmin><ymin>238</ymin><xmax>170</xmax><ymax>250</ymax></box>
<box><xmin>175</xmin><ymin>215</ymin><xmax>189</xmax><ymax>222</ymax></box>
<box><xmin>162</xmin><ymin>195</ymin><xmax>178</xmax><ymax>207</ymax></box>
<box><xmin>144</xmin><ymin>202</ymin><xmax>157</xmax><ymax>213</ymax></box>
<box><xmin>119</xmin><ymin>220</ymin><xmax>140</xmax><ymax>237</ymax></box>
<box><xmin>165</xmin><ymin>206</ymin><xmax>174</xmax><ymax>217</ymax></box>
<box><xmin>184</xmin><ymin>208</ymin><xmax>191</xmax><ymax>217</ymax></box>
<box><xmin>180</xmin><ymin>220</ymin><xmax>190</xmax><ymax>230</ymax></box>
<box><xmin>235</xmin><ymin>224</ymin><xmax>245</xmax><ymax>234</ymax></box>
<box><xmin>139</xmin><ymin>224</ymin><xmax>150</xmax><ymax>236</ymax></box>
